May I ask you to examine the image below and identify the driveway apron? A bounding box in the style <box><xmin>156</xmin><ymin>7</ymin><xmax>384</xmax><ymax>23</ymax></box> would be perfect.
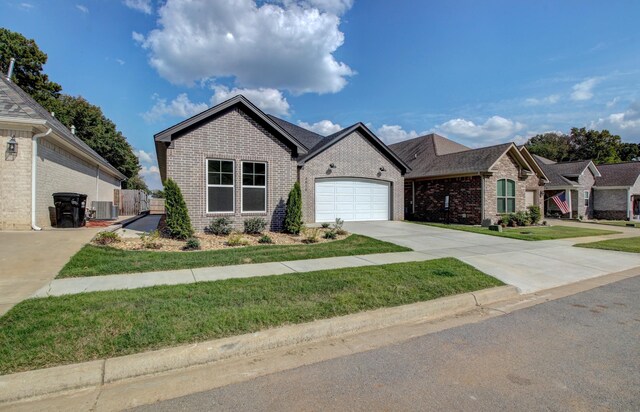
<box><xmin>344</xmin><ymin>221</ymin><xmax>640</xmax><ymax>293</ymax></box>
<box><xmin>0</xmin><ymin>228</ymin><xmax>100</xmax><ymax>315</ymax></box>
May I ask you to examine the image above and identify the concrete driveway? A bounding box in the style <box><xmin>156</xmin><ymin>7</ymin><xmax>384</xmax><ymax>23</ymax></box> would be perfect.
<box><xmin>0</xmin><ymin>228</ymin><xmax>100</xmax><ymax>315</ymax></box>
<box><xmin>344</xmin><ymin>221</ymin><xmax>640</xmax><ymax>293</ymax></box>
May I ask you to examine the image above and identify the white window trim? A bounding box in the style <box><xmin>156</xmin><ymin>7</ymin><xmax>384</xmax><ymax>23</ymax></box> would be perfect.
<box><xmin>206</xmin><ymin>158</ymin><xmax>235</xmax><ymax>214</ymax></box>
<box><xmin>241</xmin><ymin>161</ymin><xmax>267</xmax><ymax>214</ymax></box>
<box><xmin>497</xmin><ymin>178</ymin><xmax>516</xmax><ymax>213</ymax></box>
<box><xmin>584</xmin><ymin>190</ymin><xmax>589</xmax><ymax>207</ymax></box>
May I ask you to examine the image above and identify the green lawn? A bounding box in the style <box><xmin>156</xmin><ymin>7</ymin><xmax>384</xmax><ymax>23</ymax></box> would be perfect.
<box><xmin>416</xmin><ymin>222</ymin><xmax>619</xmax><ymax>241</ymax></box>
<box><xmin>0</xmin><ymin>258</ymin><xmax>502</xmax><ymax>375</ymax></box>
<box><xmin>58</xmin><ymin>234</ymin><xmax>410</xmax><ymax>278</ymax></box>
<box><xmin>575</xmin><ymin>236</ymin><xmax>640</xmax><ymax>253</ymax></box>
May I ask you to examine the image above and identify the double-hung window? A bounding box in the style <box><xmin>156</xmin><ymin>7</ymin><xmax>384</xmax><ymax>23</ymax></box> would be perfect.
<box><xmin>584</xmin><ymin>190</ymin><xmax>589</xmax><ymax>207</ymax></box>
<box><xmin>207</xmin><ymin>159</ymin><xmax>234</xmax><ymax>213</ymax></box>
<box><xmin>242</xmin><ymin>161</ymin><xmax>267</xmax><ymax>212</ymax></box>
<box><xmin>497</xmin><ymin>179</ymin><xmax>516</xmax><ymax>213</ymax></box>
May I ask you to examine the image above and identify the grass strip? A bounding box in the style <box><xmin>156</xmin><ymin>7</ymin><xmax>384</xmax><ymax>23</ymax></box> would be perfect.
<box><xmin>575</xmin><ymin>236</ymin><xmax>640</xmax><ymax>253</ymax></box>
<box><xmin>416</xmin><ymin>222</ymin><xmax>619</xmax><ymax>241</ymax></box>
<box><xmin>58</xmin><ymin>234</ymin><xmax>410</xmax><ymax>278</ymax></box>
<box><xmin>1</xmin><ymin>258</ymin><xmax>501</xmax><ymax>375</ymax></box>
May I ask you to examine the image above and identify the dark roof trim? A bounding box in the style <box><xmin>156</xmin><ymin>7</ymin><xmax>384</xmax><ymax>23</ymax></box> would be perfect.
<box><xmin>154</xmin><ymin>95</ymin><xmax>307</xmax><ymax>154</ymax></box>
<box><xmin>298</xmin><ymin>122</ymin><xmax>410</xmax><ymax>173</ymax></box>
<box><xmin>519</xmin><ymin>146</ymin><xmax>549</xmax><ymax>182</ymax></box>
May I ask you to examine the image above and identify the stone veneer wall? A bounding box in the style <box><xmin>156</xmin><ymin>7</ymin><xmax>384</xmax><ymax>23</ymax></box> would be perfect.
<box><xmin>299</xmin><ymin>131</ymin><xmax>404</xmax><ymax>223</ymax></box>
<box><xmin>166</xmin><ymin>107</ymin><xmax>297</xmax><ymax>232</ymax></box>
<box><xmin>483</xmin><ymin>153</ymin><xmax>528</xmax><ymax>224</ymax></box>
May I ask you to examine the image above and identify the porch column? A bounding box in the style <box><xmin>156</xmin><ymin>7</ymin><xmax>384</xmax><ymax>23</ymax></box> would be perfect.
<box><xmin>566</xmin><ymin>189</ymin><xmax>572</xmax><ymax>219</ymax></box>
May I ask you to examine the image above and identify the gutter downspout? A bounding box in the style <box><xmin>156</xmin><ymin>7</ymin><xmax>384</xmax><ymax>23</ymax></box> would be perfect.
<box><xmin>480</xmin><ymin>174</ymin><xmax>485</xmax><ymax>223</ymax></box>
<box><xmin>31</xmin><ymin>128</ymin><xmax>52</xmax><ymax>230</ymax></box>
<box><xmin>627</xmin><ymin>188</ymin><xmax>631</xmax><ymax>220</ymax></box>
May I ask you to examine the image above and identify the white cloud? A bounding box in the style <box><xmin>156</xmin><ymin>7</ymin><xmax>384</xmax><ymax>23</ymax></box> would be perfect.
<box><xmin>142</xmin><ymin>93</ymin><xmax>208</xmax><ymax>122</ymax></box>
<box><xmin>134</xmin><ymin>147</ymin><xmax>162</xmax><ymax>189</ymax></box>
<box><xmin>132</xmin><ymin>31</ymin><xmax>145</xmax><ymax>43</ymax></box>
<box><xmin>19</xmin><ymin>2</ymin><xmax>34</xmax><ymax>10</ymax></box>
<box><xmin>135</xmin><ymin>149</ymin><xmax>153</xmax><ymax>164</ymax></box>
<box><xmin>211</xmin><ymin>86</ymin><xmax>290</xmax><ymax>116</ymax></box>
<box><xmin>134</xmin><ymin>0</ymin><xmax>354</xmax><ymax>94</ymax></box>
<box><xmin>124</xmin><ymin>0</ymin><xmax>152</xmax><ymax>14</ymax></box>
<box><xmin>524</xmin><ymin>94</ymin><xmax>560</xmax><ymax>106</ymax></box>
<box><xmin>375</xmin><ymin>125</ymin><xmax>421</xmax><ymax>144</ymax></box>
<box><xmin>116</xmin><ymin>58</ymin><xmax>125</xmax><ymax>66</ymax></box>
<box><xmin>606</xmin><ymin>96</ymin><xmax>619</xmax><ymax>108</ymax></box>
<box><xmin>592</xmin><ymin>101</ymin><xmax>640</xmax><ymax>136</ymax></box>
<box><xmin>76</xmin><ymin>4</ymin><xmax>89</xmax><ymax>13</ymax></box>
<box><xmin>298</xmin><ymin>120</ymin><xmax>342</xmax><ymax>136</ymax></box>
<box><xmin>436</xmin><ymin>116</ymin><xmax>525</xmax><ymax>141</ymax></box>
<box><xmin>571</xmin><ymin>77</ymin><xmax>600</xmax><ymax>101</ymax></box>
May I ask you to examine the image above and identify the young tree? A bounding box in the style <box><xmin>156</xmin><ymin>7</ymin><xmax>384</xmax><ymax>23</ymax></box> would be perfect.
<box><xmin>283</xmin><ymin>181</ymin><xmax>303</xmax><ymax>234</ymax></box>
<box><xmin>163</xmin><ymin>179</ymin><xmax>193</xmax><ymax>239</ymax></box>
<box><xmin>525</xmin><ymin>132</ymin><xmax>571</xmax><ymax>162</ymax></box>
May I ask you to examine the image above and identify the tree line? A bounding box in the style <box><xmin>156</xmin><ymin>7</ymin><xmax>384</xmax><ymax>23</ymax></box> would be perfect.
<box><xmin>525</xmin><ymin>128</ymin><xmax>638</xmax><ymax>165</ymax></box>
<box><xmin>0</xmin><ymin>28</ymin><xmax>148</xmax><ymax>191</ymax></box>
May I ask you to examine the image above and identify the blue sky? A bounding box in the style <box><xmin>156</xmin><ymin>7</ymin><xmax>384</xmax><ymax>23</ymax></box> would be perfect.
<box><xmin>2</xmin><ymin>0</ymin><xmax>639</xmax><ymax>189</ymax></box>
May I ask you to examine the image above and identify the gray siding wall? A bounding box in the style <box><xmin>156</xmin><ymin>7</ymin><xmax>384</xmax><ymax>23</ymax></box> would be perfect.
<box><xmin>299</xmin><ymin>131</ymin><xmax>404</xmax><ymax>222</ymax></box>
<box><xmin>166</xmin><ymin>107</ymin><xmax>297</xmax><ymax>232</ymax></box>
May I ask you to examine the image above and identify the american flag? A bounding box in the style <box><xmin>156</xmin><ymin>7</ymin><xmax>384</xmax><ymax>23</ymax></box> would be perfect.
<box><xmin>551</xmin><ymin>192</ymin><xmax>571</xmax><ymax>214</ymax></box>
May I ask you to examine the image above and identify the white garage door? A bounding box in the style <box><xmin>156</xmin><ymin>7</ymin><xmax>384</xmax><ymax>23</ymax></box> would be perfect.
<box><xmin>315</xmin><ymin>179</ymin><xmax>390</xmax><ymax>222</ymax></box>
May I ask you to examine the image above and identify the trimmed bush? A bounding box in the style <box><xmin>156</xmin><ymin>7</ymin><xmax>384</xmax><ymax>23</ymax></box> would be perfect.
<box><xmin>514</xmin><ymin>210</ymin><xmax>531</xmax><ymax>226</ymax></box>
<box><xmin>94</xmin><ymin>231</ymin><xmax>121</xmax><ymax>245</ymax></box>
<box><xmin>258</xmin><ymin>234</ymin><xmax>273</xmax><ymax>244</ymax></box>
<box><xmin>283</xmin><ymin>182</ymin><xmax>303</xmax><ymax>234</ymax></box>
<box><xmin>303</xmin><ymin>227</ymin><xmax>320</xmax><ymax>243</ymax></box>
<box><xmin>227</xmin><ymin>232</ymin><xmax>249</xmax><ymax>247</ymax></box>
<box><xmin>209</xmin><ymin>217</ymin><xmax>233</xmax><ymax>235</ymax></box>
<box><xmin>321</xmin><ymin>222</ymin><xmax>330</xmax><ymax>229</ymax></box>
<box><xmin>323</xmin><ymin>230</ymin><xmax>337</xmax><ymax>239</ymax></box>
<box><xmin>528</xmin><ymin>205</ymin><xmax>541</xmax><ymax>225</ymax></box>
<box><xmin>244</xmin><ymin>217</ymin><xmax>267</xmax><ymax>234</ymax></box>
<box><xmin>164</xmin><ymin>178</ymin><xmax>194</xmax><ymax>240</ymax></box>
<box><xmin>183</xmin><ymin>237</ymin><xmax>201</xmax><ymax>251</ymax></box>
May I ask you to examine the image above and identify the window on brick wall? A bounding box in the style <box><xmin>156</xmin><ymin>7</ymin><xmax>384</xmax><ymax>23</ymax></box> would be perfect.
<box><xmin>497</xmin><ymin>179</ymin><xmax>516</xmax><ymax>213</ymax></box>
<box><xmin>584</xmin><ymin>190</ymin><xmax>589</xmax><ymax>207</ymax></box>
<box><xmin>207</xmin><ymin>159</ymin><xmax>234</xmax><ymax>213</ymax></box>
<box><xmin>241</xmin><ymin>161</ymin><xmax>267</xmax><ymax>213</ymax></box>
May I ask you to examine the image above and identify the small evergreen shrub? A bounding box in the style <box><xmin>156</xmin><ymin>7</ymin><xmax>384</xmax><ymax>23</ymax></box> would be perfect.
<box><xmin>183</xmin><ymin>237</ymin><xmax>201</xmax><ymax>251</ymax></box>
<box><xmin>321</xmin><ymin>222</ymin><xmax>330</xmax><ymax>229</ymax></box>
<box><xmin>164</xmin><ymin>178</ymin><xmax>194</xmax><ymax>240</ymax></box>
<box><xmin>209</xmin><ymin>217</ymin><xmax>233</xmax><ymax>235</ymax></box>
<box><xmin>514</xmin><ymin>211</ymin><xmax>531</xmax><ymax>226</ymax></box>
<box><xmin>283</xmin><ymin>182</ymin><xmax>303</xmax><ymax>234</ymax></box>
<box><xmin>528</xmin><ymin>205</ymin><xmax>541</xmax><ymax>225</ymax></box>
<box><xmin>258</xmin><ymin>234</ymin><xmax>273</xmax><ymax>244</ymax></box>
<box><xmin>323</xmin><ymin>230</ymin><xmax>337</xmax><ymax>239</ymax></box>
<box><xmin>227</xmin><ymin>232</ymin><xmax>249</xmax><ymax>247</ymax></box>
<box><xmin>244</xmin><ymin>217</ymin><xmax>267</xmax><ymax>234</ymax></box>
<box><xmin>140</xmin><ymin>230</ymin><xmax>162</xmax><ymax>249</ymax></box>
<box><xmin>94</xmin><ymin>231</ymin><xmax>121</xmax><ymax>245</ymax></box>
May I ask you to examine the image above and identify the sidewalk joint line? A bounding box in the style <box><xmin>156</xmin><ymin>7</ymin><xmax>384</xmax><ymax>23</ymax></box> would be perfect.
<box><xmin>190</xmin><ymin>269</ymin><xmax>197</xmax><ymax>283</ymax></box>
<box><xmin>280</xmin><ymin>262</ymin><xmax>299</xmax><ymax>272</ymax></box>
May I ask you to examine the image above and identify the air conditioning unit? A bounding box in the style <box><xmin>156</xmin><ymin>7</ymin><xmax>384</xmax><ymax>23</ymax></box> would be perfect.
<box><xmin>92</xmin><ymin>201</ymin><xmax>118</xmax><ymax>220</ymax></box>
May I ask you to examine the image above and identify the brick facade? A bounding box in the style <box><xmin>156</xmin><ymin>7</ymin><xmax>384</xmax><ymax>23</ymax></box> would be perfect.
<box><xmin>406</xmin><ymin>176</ymin><xmax>482</xmax><ymax>224</ymax></box>
<box><xmin>166</xmin><ymin>108</ymin><xmax>297</xmax><ymax>232</ymax></box>
<box><xmin>0</xmin><ymin>128</ymin><xmax>34</xmax><ymax>230</ymax></box>
<box><xmin>300</xmin><ymin>131</ymin><xmax>404</xmax><ymax>222</ymax></box>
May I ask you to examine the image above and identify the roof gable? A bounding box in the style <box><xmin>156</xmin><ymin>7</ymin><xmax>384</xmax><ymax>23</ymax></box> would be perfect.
<box><xmin>154</xmin><ymin>95</ymin><xmax>308</xmax><ymax>155</ymax></box>
<box><xmin>532</xmin><ymin>155</ymin><xmax>601</xmax><ymax>187</ymax></box>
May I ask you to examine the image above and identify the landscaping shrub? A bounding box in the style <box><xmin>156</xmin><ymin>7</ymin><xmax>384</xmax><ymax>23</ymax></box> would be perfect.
<box><xmin>183</xmin><ymin>237</ymin><xmax>201</xmax><ymax>251</ymax></box>
<box><xmin>209</xmin><ymin>217</ymin><xmax>233</xmax><ymax>235</ymax></box>
<box><xmin>321</xmin><ymin>222</ymin><xmax>330</xmax><ymax>229</ymax></box>
<box><xmin>283</xmin><ymin>181</ymin><xmax>303</xmax><ymax>234</ymax></box>
<box><xmin>323</xmin><ymin>230</ymin><xmax>337</xmax><ymax>240</ymax></box>
<box><xmin>333</xmin><ymin>217</ymin><xmax>347</xmax><ymax>235</ymax></box>
<box><xmin>303</xmin><ymin>227</ymin><xmax>320</xmax><ymax>243</ymax></box>
<box><xmin>528</xmin><ymin>205</ymin><xmax>541</xmax><ymax>225</ymax></box>
<box><xmin>164</xmin><ymin>178</ymin><xmax>194</xmax><ymax>240</ymax></box>
<box><xmin>93</xmin><ymin>231</ymin><xmax>121</xmax><ymax>245</ymax></box>
<box><xmin>227</xmin><ymin>232</ymin><xmax>249</xmax><ymax>247</ymax></box>
<box><xmin>244</xmin><ymin>217</ymin><xmax>267</xmax><ymax>234</ymax></box>
<box><xmin>140</xmin><ymin>230</ymin><xmax>162</xmax><ymax>249</ymax></box>
<box><xmin>258</xmin><ymin>234</ymin><xmax>273</xmax><ymax>244</ymax></box>
<box><xmin>514</xmin><ymin>211</ymin><xmax>531</xmax><ymax>226</ymax></box>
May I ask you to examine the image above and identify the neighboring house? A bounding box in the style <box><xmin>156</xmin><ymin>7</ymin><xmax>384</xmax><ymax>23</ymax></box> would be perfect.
<box><xmin>154</xmin><ymin>95</ymin><xmax>409</xmax><ymax>231</ymax></box>
<box><xmin>388</xmin><ymin>134</ymin><xmax>547</xmax><ymax>225</ymax></box>
<box><xmin>532</xmin><ymin>155</ymin><xmax>601</xmax><ymax>219</ymax></box>
<box><xmin>0</xmin><ymin>76</ymin><xmax>126</xmax><ymax>230</ymax></box>
<box><xmin>593</xmin><ymin>162</ymin><xmax>640</xmax><ymax>220</ymax></box>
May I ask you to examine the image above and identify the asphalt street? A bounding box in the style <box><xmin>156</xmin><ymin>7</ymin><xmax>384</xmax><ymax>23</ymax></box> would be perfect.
<box><xmin>132</xmin><ymin>275</ymin><xmax>640</xmax><ymax>412</ymax></box>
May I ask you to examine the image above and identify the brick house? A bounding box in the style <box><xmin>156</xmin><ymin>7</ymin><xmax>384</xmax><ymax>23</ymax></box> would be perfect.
<box><xmin>532</xmin><ymin>155</ymin><xmax>601</xmax><ymax>220</ymax></box>
<box><xmin>593</xmin><ymin>162</ymin><xmax>640</xmax><ymax>220</ymax></box>
<box><xmin>0</xmin><ymin>76</ymin><xmax>125</xmax><ymax>230</ymax></box>
<box><xmin>154</xmin><ymin>95</ymin><xmax>409</xmax><ymax>232</ymax></box>
<box><xmin>388</xmin><ymin>134</ymin><xmax>547</xmax><ymax>225</ymax></box>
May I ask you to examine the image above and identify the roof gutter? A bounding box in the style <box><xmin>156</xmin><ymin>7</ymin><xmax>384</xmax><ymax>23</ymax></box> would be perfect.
<box><xmin>31</xmin><ymin>128</ymin><xmax>52</xmax><ymax>231</ymax></box>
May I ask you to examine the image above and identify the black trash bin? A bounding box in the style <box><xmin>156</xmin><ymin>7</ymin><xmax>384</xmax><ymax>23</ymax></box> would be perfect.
<box><xmin>53</xmin><ymin>193</ymin><xmax>87</xmax><ymax>228</ymax></box>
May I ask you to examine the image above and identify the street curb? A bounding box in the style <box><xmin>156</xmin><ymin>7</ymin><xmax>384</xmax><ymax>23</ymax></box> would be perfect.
<box><xmin>0</xmin><ymin>285</ymin><xmax>518</xmax><ymax>404</ymax></box>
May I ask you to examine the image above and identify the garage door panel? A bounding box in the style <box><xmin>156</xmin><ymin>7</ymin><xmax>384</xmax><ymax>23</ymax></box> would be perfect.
<box><xmin>315</xmin><ymin>179</ymin><xmax>389</xmax><ymax>222</ymax></box>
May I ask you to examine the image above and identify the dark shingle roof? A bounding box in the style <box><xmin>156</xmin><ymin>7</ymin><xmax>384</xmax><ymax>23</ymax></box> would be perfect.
<box><xmin>596</xmin><ymin>162</ymin><xmax>640</xmax><ymax>187</ymax></box>
<box><xmin>266</xmin><ymin>115</ymin><xmax>324</xmax><ymax>151</ymax></box>
<box><xmin>389</xmin><ymin>133</ymin><xmax>515</xmax><ymax>178</ymax></box>
<box><xmin>0</xmin><ymin>76</ymin><xmax>126</xmax><ymax>179</ymax></box>
<box><xmin>532</xmin><ymin>155</ymin><xmax>593</xmax><ymax>186</ymax></box>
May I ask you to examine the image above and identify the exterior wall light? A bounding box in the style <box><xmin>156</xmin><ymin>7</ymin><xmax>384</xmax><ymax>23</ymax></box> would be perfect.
<box><xmin>6</xmin><ymin>136</ymin><xmax>17</xmax><ymax>154</ymax></box>
<box><xmin>379</xmin><ymin>166</ymin><xmax>386</xmax><ymax>172</ymax></box>
<box><xmin>329</xmin><ymin>163</ymin><xmax>336</xmax><ymax>169</ymax></box>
